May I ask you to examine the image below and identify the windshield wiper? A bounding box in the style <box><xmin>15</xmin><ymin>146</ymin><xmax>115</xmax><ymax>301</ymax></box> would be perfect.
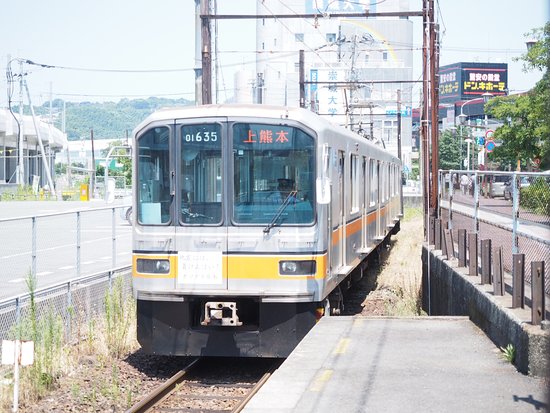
<box><xmin>263</xmin><ymin>190</ymin><xmax>297</xmax><ymax>234</ymax></box>
<box><xmin>182</xmin><ymin>207</ymin><xmax>213</xmax><ymax>221</ymax></box>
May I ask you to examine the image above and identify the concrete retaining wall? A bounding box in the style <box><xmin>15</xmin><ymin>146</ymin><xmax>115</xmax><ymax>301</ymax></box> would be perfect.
<box><xmin>422</xmin><ymin>244</ymin><xmax>549</xmax><ymax>377</ymax></box>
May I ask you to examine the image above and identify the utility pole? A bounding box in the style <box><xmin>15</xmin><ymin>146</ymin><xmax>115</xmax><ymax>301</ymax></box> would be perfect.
<box><xmin>90</xmin><ymin>129</ymin><xmax>96</xmax><ymax>198</ymax></box>
<box><xmin>397</xmin><ymin>89</ymin><xmax>402</xmax><ymax>161</ymax></box>
<box><xmin>421</xmin><ymin>0</ymin><xmax>429</xmax><ymax>235</ymax></box>
<box><xmin>201</xmin><ymin>0</ymin><xmax>212</xmax><ymax>105</ymax></box>
<box><xmin>194</xmin><ymin>0</ymin><xmax>202</xmax><ymax>105</ymax></box>
<box><xmin>299</xmin><ymin>50</ymin><xmax>305</xmax><ymax>108</ymax></box>
<box><xmin>17</xmin><ymin>61</ymin><xmax>24</xmax><ymax>185</ymax></box>
<box><xmin>429</xmin><ymin>0</ymin><xmax>440</xmax><ymax>216</ymax></box>
<box><xmin>397</xmin><ymin>89</ymin><xmax>404</xmax><ymax>217</ymax></box>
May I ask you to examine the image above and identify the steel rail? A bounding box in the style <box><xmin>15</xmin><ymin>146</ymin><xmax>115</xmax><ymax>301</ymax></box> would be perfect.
<box><xmin>232</xmin><ymin>371</ymin><xmax>273</xmax><ymax>413</ymax></box>
<box><xmin>125</xmin><ymin>358</ymin><xmax>201</xmax><ymax>413</ymax></box>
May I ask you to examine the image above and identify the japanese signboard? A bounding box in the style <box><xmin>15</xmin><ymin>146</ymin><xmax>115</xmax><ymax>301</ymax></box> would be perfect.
<box><xmin>439</xmin><ymin>62</ymin><xmax>508</xmax><ymax>103</ymax></box>
<box><xmin>305</xmin><ymin>0</ymin><xmax>369</xmax><ymax>13</ymax></box>
<box><xmin>312</xmin><ymin>68</ymin><xmax>346</xmax><ymax>125</ymax></box>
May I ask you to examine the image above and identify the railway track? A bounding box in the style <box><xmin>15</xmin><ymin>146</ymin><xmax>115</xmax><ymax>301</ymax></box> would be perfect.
<box><xmin>126</xmin><ymin>357</ymin><xmax>278</xmax><ymax>413</ymax></box>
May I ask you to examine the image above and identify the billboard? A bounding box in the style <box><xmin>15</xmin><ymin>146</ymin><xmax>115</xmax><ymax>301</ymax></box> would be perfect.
<box><xmin>439</xmin><ymin>62</ymin><xmax>508</xmax><ymax>103</ymax></box>
<box><xmin>305</xmin><ymin>0</ymin><xmax>370</xmax><ymax>13</ymax></box>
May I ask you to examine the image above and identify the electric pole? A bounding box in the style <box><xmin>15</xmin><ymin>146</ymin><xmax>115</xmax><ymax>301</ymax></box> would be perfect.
<box><xmin>299</xmin><ymin>50</ymin><xmax>305</xmax><ymax>108</ymax></box>
<box><xmin>429</xmin><ymin>0</ymin><xmax>440</xmax><ymax>216</ymax></box>
<box><xmin>194</xmin><ymin>0</ymin><xmax>202</xmax><ymax>105</ymax></box>
<box><xmin>201</xmin><ymin>0</ymin><xmax>212</xmax><ymax>105</ymax></box>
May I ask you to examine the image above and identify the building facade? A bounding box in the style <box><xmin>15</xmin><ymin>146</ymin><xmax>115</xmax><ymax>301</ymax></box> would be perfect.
<box><xmin>233</xmin><ymin>0</ymin><xmax>415</xmax><ymax>170</ymax></box>
<box><xmin>0</xmin><ymin>108</ymin><xmax>66</xmax><ymax>190</ymax></box>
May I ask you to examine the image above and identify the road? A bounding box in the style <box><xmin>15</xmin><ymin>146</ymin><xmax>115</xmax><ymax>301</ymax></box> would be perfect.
<box><xmin>0</xmin><ymin>200</ymin><xmax>132</xmax><ymax>299</ymax></box>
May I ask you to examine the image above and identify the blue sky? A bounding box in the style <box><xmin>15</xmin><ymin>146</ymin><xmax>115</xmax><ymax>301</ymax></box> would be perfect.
<box><xmin>1</xmin><ymin>0</ymin><xmax>548</xmax><ymax>107</ymax></box>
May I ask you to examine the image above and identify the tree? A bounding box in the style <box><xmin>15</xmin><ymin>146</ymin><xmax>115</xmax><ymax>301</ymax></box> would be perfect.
<box><xmin>485</xmin><ymin>23</ymin><xmax>549</xmax><ymax>170</ymax></box>
<box><xmin>438</xmin><ymin>130</ymin><xmax>463</xmax><ymax>170</ymax></box>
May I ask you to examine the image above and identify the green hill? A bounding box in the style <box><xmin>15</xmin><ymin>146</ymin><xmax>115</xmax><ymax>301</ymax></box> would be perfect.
<box><xmin>30</xmin><ymin>97</ymin><xmax>193</xmax><ymax>141</ymax></box>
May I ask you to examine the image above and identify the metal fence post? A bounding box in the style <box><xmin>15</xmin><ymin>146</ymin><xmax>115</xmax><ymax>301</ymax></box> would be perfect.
<box><xmin>458</xmin><ymin>229</ymin><xmax>466</xmax><ymax>267</ymax></box>
<box><xmin>112</xmin><ymin>208</ymin><xmax>116</xmax><ymax>268</ymax></box>
<box><xmin>76</xmin><ymin>211</ymin><xmax>81</xmax><ymax>278</ymax></box>
<box><xmin>512</xmin><ymin>253</ymin><xmax>525</xmax><ymax>309</ymax></box>
<box><xmin>480</xmin><ymin>239</ymin><xmax>492</xmax><ymax>284</ymax></box>
<box><xmin>67</xmin><ymin>280</ymin><xmax>72</xmax><ymax>341</ymax></box>
<box><xmin>32</xmin><ymin>216</ymin><xmax>37</xmax><ymax>279</ymax></box>
<box><xmin>511</xmin><ymin>173</ymin><xmax>519</xmax><ymax>254</ymax></box>
<box><xmin>435</xmin><ymin>219</ymin><xmax>441</xmax><ymax>250</ymax></box>
<box><xmin>473</xmin><ymin>171</ymin><xmax>480</xmax><ymax>234</ymax></box>
<box><xmin>531</xmin><ymin>262</ymin><xmax>545</xmax><ymax>326</ymax></box>
<box><xmin>493</xmin><ymin>247</ymin><xmax>504</xmax><ymax>296</ymax></box>
<box><xmin>448</xmin><ymin>172</ymin><xmax>454</xmax><ymax>231</ymax></box>
<box><xmin>444</xmin><ymin>228</ymin><xmax>454</xmax><ymax>260</ymax></box>
<box><xmin>429</xmin><ymin>216</ymin><xmax>435</xmax><ymax>246</ymax></box>
<box><xmin>15</xmin><ymin>297</ymin><xmax>21</xmax><ymax>337</ymax></box>
<box><xmin>468</xmin><ymin>232</ymin><xmax>478</xmax><ymax>277</ymax></box>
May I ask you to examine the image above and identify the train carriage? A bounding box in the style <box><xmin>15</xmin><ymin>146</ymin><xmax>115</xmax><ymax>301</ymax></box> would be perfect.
<box><xmin>131</xmin><ymin>104</ymin><xmax>401</xmax><ymax>357</ymax></box>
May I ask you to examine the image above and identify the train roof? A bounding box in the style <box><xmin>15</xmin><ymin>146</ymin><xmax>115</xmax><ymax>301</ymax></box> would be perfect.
<box><xmin>133</xmin><ymin>104</ymin><xmax>399</xmax><ymax>163</ymax></box>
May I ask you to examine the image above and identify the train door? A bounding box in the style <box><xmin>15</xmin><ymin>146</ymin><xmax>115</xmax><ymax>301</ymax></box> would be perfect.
<box><xmin>376</xmin><ymin>161</ymin><xmax>382</xmax><ymax>239</ymax></box>
<box><xmin>361</xmin><ymin>156</ymin><xmax>368</xmax><ymax>251</ymax></box>
<box><xmin>174</xmin><ymin>119</ymin><xmax>227</xmax><ymax>291</ymax></box>
<box><xmin>331</xmin><ymin>151</ymin><xmax>345</xmax><ymax>271</ymax></box>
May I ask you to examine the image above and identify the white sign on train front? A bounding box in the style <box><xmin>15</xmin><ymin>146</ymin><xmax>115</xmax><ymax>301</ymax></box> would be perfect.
<box><xmin>178</xmin><ymin>251</ymin><xmax>223</xmax><ymax>285</ymax></box>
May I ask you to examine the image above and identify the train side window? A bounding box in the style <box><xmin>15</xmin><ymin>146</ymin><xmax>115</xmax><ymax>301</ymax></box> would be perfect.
<box><xmin>350</xmin><ymin>154</ymin><xmax>359</xmax><ymax>214</ymax></box>
<box><xmin>369</xmin><ymin>159</ymin><xmax>377</xmax><ymax>207</ymax></box>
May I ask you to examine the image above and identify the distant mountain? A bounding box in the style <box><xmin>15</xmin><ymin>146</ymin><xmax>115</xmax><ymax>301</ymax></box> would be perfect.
<box><xmin>31</xmin><ymin>97</ymin><xmax>193</xmax><ymax>141</ymax></box>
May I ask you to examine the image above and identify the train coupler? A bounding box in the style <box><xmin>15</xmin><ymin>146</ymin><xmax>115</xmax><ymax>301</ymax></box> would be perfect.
<box><xmin>201</xmin><ymin>301</ymin><xmax>243</xmax><ymax>326</ymax></box>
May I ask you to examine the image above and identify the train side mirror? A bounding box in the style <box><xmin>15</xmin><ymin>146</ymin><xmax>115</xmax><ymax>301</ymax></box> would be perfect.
<box><xmin>316</xmin><ymin>177</ymin><xmax>331</xmax><ymax>204</ymax></box>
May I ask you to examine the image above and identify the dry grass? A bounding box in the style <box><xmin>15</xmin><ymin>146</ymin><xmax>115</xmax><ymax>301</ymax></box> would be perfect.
<box><xmin>360</xmin><ymin>207</ymin><xmax>425</xmax><ymax>316</ymax></box>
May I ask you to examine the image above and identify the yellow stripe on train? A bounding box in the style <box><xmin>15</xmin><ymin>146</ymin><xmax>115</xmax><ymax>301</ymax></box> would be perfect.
<box><xmin>132</xmin><ymin>253</ymin><xmax>327</xmax><ymax>280</ymax></box>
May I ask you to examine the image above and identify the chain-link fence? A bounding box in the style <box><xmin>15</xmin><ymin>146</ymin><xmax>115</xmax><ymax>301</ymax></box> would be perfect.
<box><xmin>0</xmin><ymin>268</ymin><xmax>131</xmax><ymax>346</ymax></box>
<box><xmin>438</xmin><ymin>170</ymin><xmax>550</xmax><ymax>293</ymax></box>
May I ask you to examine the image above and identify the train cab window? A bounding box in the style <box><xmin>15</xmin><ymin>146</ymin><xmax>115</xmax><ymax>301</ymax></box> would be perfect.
<box><xmin>232</xmin><ymin>123</ymin><xmax>315</xmax><ymax>225</ymax></box>
<box><xmin>180</xmin><ymin>124</ymin><xmax>222</xmax><ymax>224</ymax></box>
<box><xmin>136</xmin><ymin>127</ymin><xmax>171</xmax><ymax>224</ymax></box>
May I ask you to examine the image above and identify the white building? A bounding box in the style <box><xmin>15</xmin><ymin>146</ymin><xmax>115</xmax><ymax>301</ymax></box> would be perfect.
<box><xmin>235</xmin><ymin>0</ymin><xmax>414</xmax><ymax>170</ymax></box>
<box><xmin>0</xmin><ymin>108</ymin><xmax>66</xmax><ymax>187</ymax></box>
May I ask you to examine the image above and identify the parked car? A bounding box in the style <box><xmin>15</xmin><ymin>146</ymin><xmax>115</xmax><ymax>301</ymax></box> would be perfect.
<box><xmin>487</xmin><ymin>175</ymin><xmax>509</xmax><ymax>198</ymax></box>
<box><xmin>503</xmin><ymin>176</ymin><xmax>530</xmax><ymax>200</ymax></box>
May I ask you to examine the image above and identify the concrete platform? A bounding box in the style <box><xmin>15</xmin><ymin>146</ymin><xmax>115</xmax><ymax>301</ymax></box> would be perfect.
<box><xmin>243</xmin><ymin>317</ymin><xmax>549</xmax><ymax>413</ymax></box>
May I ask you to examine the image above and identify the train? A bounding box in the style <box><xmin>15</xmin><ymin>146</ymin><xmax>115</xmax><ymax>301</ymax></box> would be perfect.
<box><xmin>131</xmin><ymin>104</ymin><xmax>402</xmax><ymax>357</ymax></box>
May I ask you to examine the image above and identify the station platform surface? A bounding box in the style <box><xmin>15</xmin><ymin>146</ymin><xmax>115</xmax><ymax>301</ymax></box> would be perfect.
<box><xmin>243</xmin><ymin>316</ymin><xmax>548</xmax><ymax>413</ymax></box>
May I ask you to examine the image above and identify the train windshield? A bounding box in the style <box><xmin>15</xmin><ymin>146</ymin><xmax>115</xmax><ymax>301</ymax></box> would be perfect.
<box><xmin>232</xmin><ymin>123</ymin><xmax>315</xmax><ymax>225</ymax></box>
<box><xmin>180</xmin><ymin>124</ymin><xmax>223</xmax><ymax>224</ymax></box>
<box><xmin>136</xmin><ymin>127</ymin><xmax>172</xmax><ymax>224</ymax></box>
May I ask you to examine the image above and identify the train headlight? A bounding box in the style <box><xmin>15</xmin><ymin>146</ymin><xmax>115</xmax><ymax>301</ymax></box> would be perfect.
<box><xmin>279</xmin><ymin>260</ymin><xmax>316</xmax><ymax>276</ymax></box>
<box><xmin>136</xmin><ymin>258</ymin><xmax>170</xmax><ymax>274</ymax></box>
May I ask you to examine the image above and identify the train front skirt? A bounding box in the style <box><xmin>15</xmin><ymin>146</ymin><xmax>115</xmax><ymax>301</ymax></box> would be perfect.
<box><xmin>136</xmin><ymin>298</ymin><xmax>320</xmax><ymax>358</ymax></box>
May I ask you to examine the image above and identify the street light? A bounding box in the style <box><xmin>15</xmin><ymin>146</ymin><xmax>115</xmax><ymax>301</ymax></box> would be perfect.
<box><xmin>464</xmin><ymin>138</ymin><xmax>473</xmax><ymax>170</ymax></box>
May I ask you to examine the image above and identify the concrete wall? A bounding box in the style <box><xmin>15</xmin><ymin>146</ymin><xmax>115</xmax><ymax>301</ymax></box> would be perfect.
<box><xmin>422</xmin><ymin>245</ymin><xmax>549</xmax><ymax>377</ymax></box>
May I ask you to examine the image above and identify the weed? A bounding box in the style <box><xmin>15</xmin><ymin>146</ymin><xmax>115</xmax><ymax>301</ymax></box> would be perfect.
<box><xmin>104</xmin><ymin>277</ymin><xmax>135</xmax><ymax>358</ymax></box>
<box><xmin>500</xmin><ymin>344</ymin><xmax>516</xmax><ymax>363</ymax></box>
<box><xmin>403</xmin><ymin>206</ymin><xmax>422</xmax><ymax>222</ymax></box>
